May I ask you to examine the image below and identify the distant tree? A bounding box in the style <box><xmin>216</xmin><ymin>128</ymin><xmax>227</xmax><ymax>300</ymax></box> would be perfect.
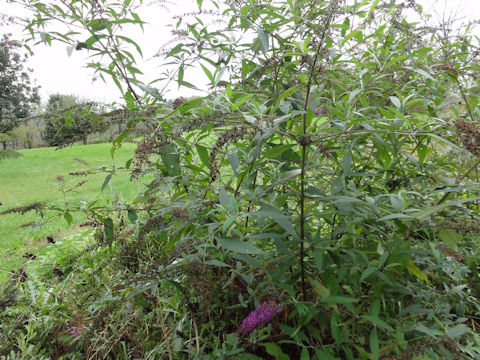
<box><xmin>43</xmin><ymin>94</ymin><xmax>104</xmax><ymax>147</ymax></box>
<box><xmin>0</xmin><ymin>34</ymin><xmax>40</xmax><ymax>148</ymax></box>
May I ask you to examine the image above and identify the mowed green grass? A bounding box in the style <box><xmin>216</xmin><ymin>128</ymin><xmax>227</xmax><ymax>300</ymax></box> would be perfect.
<box><xmin>0</xmin><ymin>143</ymin><xmax>145</xmax><ymax>283</ymax></box>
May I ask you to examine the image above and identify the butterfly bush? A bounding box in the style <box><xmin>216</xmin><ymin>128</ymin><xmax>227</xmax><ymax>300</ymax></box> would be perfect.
<box><xmin>238</xmin><ymin>300</ymin><xmax>283</xmax><ymax>334</ymax></box>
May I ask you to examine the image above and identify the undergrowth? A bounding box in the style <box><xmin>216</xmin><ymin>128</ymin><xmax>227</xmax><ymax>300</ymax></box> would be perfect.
<box><xmin>1</xmin><ymin>219</ymin><xmax>480</xmax><ymax>359</ymax></box>
<box><xmin>0</xmin><ymin>150</ymin><xmax>22</xmax><ymax>161</ymax></box>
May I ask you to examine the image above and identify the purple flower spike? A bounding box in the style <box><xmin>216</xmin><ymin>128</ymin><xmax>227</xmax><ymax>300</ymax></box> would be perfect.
<box><xmin>315</xmin><ymin>107</ymin><xmax>326</xmax><ymax>115</ymax></box>
<box><xmin>238</xmin><ymin>300</ymin><xmax>282</xmax><ymax>334</ymax></box>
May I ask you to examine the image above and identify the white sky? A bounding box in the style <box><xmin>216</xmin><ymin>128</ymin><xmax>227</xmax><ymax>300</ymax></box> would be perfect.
<box><xmin>1</xmin><ymin>0</ymin><xmax>480</xmax><ymax>105</ymax></box>
<box><xmin>2</xmin><ymin>0</ymin><xmax>205</xmax><ymax>103</ymax></box>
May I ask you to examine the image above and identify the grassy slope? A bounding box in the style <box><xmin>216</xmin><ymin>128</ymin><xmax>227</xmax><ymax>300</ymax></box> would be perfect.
<box><xmin>0</xmin><ymin>143</ymin><xmax>143</xmax><ymax>283</ymax></box>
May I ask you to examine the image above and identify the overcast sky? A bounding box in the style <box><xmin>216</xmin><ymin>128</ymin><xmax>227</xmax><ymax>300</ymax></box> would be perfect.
<box><xmin>1</xmin><ymin>0</ymin><xmax>479</xmax><ymax>104</ymax></box>
<box><xmin>2</xmin><ymin>0</ymin><xmax>203</xmax><ymax>103</ymax></box>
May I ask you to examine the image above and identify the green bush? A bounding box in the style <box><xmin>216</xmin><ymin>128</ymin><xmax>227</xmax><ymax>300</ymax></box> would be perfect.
<box><xmin>43</xmin><ymin>94</ymin><xmax>106</xmax><ymax>147</ymax></box>
<box><xmin>0</xmin><ymin>150</ymin><xmax>22</xmax><ymax>161</ymax></box>
<box><xmin>3</xmin><ymin>0</ymin><xmax>480</xmax><ymax>359</ymax></box>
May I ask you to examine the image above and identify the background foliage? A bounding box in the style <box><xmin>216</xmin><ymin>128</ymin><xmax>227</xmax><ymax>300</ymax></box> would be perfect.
<box><xmin>0</xmin><ymin>33</ymin><xmax>40</xmax><ymax>147</ymax></box>
<box><xmin>43</xmin><ymin>94</ymin><xmax>107</xmax><ymax>147</ymax></box>
<box><xmin>1</xmin><ymin>0</ymin><xmax>480</xmax><ymax>359</ymax></box>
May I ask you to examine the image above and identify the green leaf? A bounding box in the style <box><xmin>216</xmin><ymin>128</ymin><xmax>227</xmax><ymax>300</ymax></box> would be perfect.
<box><xmin>216</xmin><ymin>237</ymin><xmax>264</xmax><ymax>255</ymax></box>
<box><xmin>116</xmin><ymin>35</ymin><xmax>143</xmax><ymax>56</ymax></box>
<box><xmin>309</xmin><ymin>278</ymin><xmax>330</xmax><ymax>298</ymax></box>
<box><xmin>438</xmin><ymin>229</ymin><xmax>460</xmax><ymax>249</ymax></box>
<box><xmin>426</xmin><ymin>133</ymin><xmax>461</xmax><ymax>151</ymax></box>
<box><xmin>414</xmin><ymin>324</ymin><xmax>439</xmax><ymax>337</ymax></box>
<box><xmin>226</xmin><ymin>84</ymin><xmax>232</xmax><ymax>99</ymax></box>
<box><xmin>200</xmin><ymin>63</ymin><xmax>215</xmax><ymax>84</ymax></box>
<box><xmin>219</xmin><ymin>187</ymin><xmax>235</xmax><ymax>211</ymax></box>
<box><xmin>370</xmin><ymin>328</ymin><xmax>379</xmax><ymax>360</ymax></box>
<box><xmin>178</xmin><ymin>64</ymin><xmax>184</xmax><ymax>85</ymax></box>
<box><xmin>263</xmin><ymin>343</ymin><xmax>290</xmax><ymax>360</ymax></box>
<box><xmin>64</xmin><ymin>212</ymin><xmax>73</xmax><ymax>226</ymax></box>
<box><xmin>378</xmin><ymin>213</ymin><xmax>413</xmax><ymax>221</ymax></box>
<box><xmin>40</xmin><ymin>32</ymin><xmax>51</xmax><ymax>45</ymax></box>
<box><xmin>166</xmin><ymin>43</ymin><xmax>183</xmax><ymax>57</ymax></box>
<box><xmin>410</xmin><ymin>197</ymin><xmax>480</xmax><ymax>220</ymax></box>
<box><xmin>300</xmin><ymin>347</ymin><xmax>310</xmax><ymax>360</ymax></box>
<box><xmin>196</xmin><ymin>145</ymin><xmax>210</xmax><ymax>168</ymax></box>
<box><xmin>407</xmin><ymin>260</ymin><xmax>429</xmax><ymax>284</ymax></box>
<box><xmin>66</xmin><ymin>45</ymin><xmax>74</xmax><ymax>57</ymax></box>
<box><xmin>176</xmin><ymin>97</ymin><xmax>203</xmax><ymax>114</ymax></box>
<box><xmin>318</xmin><ymin>296</ymin><xmax>360</xmax><ymax>304</ymax></box>
<box><xmin>360</xmin><ymin>267</ymin><xmax>377</xmax><ymax>282</ymax></box>
<box><xmin>215</xmin><ymin>67</ymin><xmax>226</xmax><ymax>86</ymax></box>
<box><xmin>390</xmin><ymin>195</ymin><xmax>405</xmax><ymax>211</ymax></box>
<box><xmin>390</xmin><ymin>96</ymin><xmax>401</xmax><ymax>109</ymax></box>
<box><xmin>417</xmin><ymin>143</ymin><xmax>428</xmax><ymax>163</ymax></box>
<box><xmin>342</xmin><ymin>30</ymin><xmax>363</xmax><ymax>45</ymax></box>
<box><xmin>228</xmin><ymin>151</ymin><xmax>239</xmax><ymax>174</ymax></box>
<box><xmin>446</xmin><ymin>324</ymin><xmax>470</xmax><ymax>338</ymax></box>
<box><xmin>262</xmin><ymin>144</ymin><xmax>293</xmax><ymax>159</ymax></box>
<box><xmin>340</xmin><ymin>17</ymin><xmax>350</xmax><ymax>37</ymax></box>
<box><xmin>178</xmin><ymin>80</ymin><xmax>199</xmax><ymax>90</ymax></box>
<box><xmin>160</xmin><ymin>145</ymin><xmax>181</xmax><ymax>177</ymax></box>
<box><xmin>104</xmin><ymin>217</ymin><xmax>114</xmax><ymax>241</ymax></box>
<box><xmin>361</xmin><ymin>315</ymin><xmax>394</xmax><ymax>332</ymax></box>
<box><xmin>342</xmin><ymin>152</ymin><xmax>352</xmax><ymax>174</ymax></box>
<box><xmin>348</xmin><ymin>88</ymin><xmax>361</xmax><ymax>103</ymax></box>
<box><xmin>75</xmin><ymin>41</ymin><xmax>88</xmax><ymax>51</ymax></box>
<box><xmin>127</xmin><ymin>209</ymin><xmax>138</xmax><ymax>223</ymax></box>
<box><xmin>204</xmin><ymin>259</ymin><xmax>231</xmax><ymax>267</ymax></box>
<box><xmin>88</xmin><ymin>18</ymin><xmax>109</xmax><ymax>31</ymax></box>
<box><xmin>101</xmin><ymin>173</ymin><xmax>113</xmax><ymax>192</ymax></box>
<box><xmin>313</xmin><ymin>248</ymin><xmax>323</xmax><ymax>271</ymax></box>
<box><xmin>399</xmin><ymin>304</ymin><xmax>432</xmax><ymax>316</ymax></box>
<box><xmin>257</xmin><ymin>28</ymin><xmax>269</xmax><ymax>53</ymax></box>
<box><xmin>254</xmin><ymin>203</ymin><xmax>299</xmax><ymax>240</ymax></box>
<box><xmin>405</xmin><ymin>66</ymin><xmax>436</xmax><ymax>81</ymax></box>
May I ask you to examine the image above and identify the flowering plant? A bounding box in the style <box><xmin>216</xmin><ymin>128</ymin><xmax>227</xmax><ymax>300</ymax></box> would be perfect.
<box><xmin>237</xmin><ymin>300</ymin><xmax>282</xmax><ymax>334</ymax></box>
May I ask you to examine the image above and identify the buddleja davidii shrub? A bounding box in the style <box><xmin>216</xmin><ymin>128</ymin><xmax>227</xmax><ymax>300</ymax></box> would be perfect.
<box><xmin>176</xmin><ymin>0</ymin><xmax>427</xmax><ymax>297</ymax></box>
<box><xmin>15</xmin><ymin>0</ymin><xmax>480</xmax><ymax>358</ymax></box>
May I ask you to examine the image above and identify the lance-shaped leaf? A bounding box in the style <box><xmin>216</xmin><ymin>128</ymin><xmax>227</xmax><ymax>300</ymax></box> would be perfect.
<box><xmin>216</xmin><ymin>236</ymin><xmax>264</xmax><ymax>255</ymax></box>
<box><xmin>253</xmin><ymin>202</ymin><xmax>299</xmax><ymax>240</ymax></box>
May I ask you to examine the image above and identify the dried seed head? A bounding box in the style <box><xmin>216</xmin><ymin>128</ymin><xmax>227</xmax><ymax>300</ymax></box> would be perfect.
<box><xmin>0</xmin><ymin>202</ymin><xmax>43</xmax><ymax>215</ymax></box>
<box><xmin>130</xmin><ymin>128</ymin><xmax>169</xmax><ymax>179</ymax></box>
<box><xmin>173</xmin><ymin>97</ymin><xmax>186</xmax><ymax>109</ymax></box>
<box><xmin>137</xmin><ymin>214</ymin><xmax>164</xmax><ymax>241</ymax></box>
<box><xmin>74</xmin><ymin>157</ymin><xmax>89</xmax><ymax>166</ymax></box>
<box><xmin>455</xmin><ymin>119</ymin><xmax>480</xmax><ymax>156</ymax></box>
<box><xmin>209</xmin><ymin>123</ymin><xmax>251</xmax><ymax>180</ymax></box>
<box><xmin>298</xmin><ymin>135</ymin><xmax>313</xmax><ymax>146</ymax></box>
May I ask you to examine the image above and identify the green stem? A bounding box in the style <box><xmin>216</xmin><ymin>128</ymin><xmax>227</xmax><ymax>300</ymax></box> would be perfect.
<box><xmin>298</xmin><ymin>4</ymin><xmax>335</xmax><ymax>301</ymax></box>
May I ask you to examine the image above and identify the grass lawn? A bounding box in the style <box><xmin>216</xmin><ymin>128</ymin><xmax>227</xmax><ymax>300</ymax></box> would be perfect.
<box><xmin>0</xmin><ymin>143</ymin><xmax>144</xmax><ymax>283</ymax></box>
